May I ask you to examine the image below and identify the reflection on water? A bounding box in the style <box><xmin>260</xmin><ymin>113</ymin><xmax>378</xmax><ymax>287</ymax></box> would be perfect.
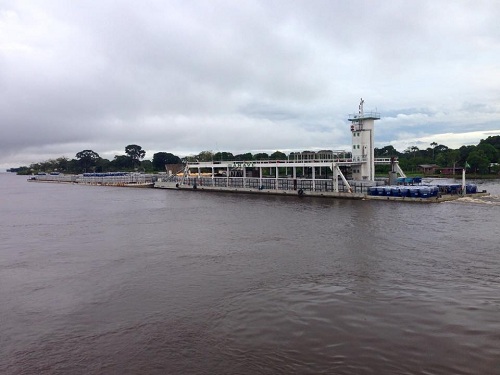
<box><xmin>1</xmin><ymin>174</ymin><xmax>499</xmax><ymax>374</ymax></box>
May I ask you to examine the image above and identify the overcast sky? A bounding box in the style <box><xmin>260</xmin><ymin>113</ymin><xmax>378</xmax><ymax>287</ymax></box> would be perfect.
<box><xmin>1</xmin><ymin>0</ymin><xmax>499</xmax><ymax>170</ymax></box>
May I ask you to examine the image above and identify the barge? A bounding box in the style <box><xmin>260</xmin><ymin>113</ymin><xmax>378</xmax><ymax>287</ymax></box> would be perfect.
<box><xmin>28</xmin><ymin>172</ymin><xmax>156</xmax><ymax>187</ymax></box>
<box><xmin>154</xmin><ymin>99</ymin><xmax>488</xmax><ymax>202</ymax></box>
<box><xmin>154</xmin><ymin>177</ymin><xmax>488</xmax><ymax>203</ymax></box>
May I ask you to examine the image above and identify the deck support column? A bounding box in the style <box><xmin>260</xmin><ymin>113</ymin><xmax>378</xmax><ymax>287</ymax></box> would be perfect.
<box><xmin>312</xmin><ymin>166</ymin><xmax>316</xmax><ymax>191</ymax></box>
<box><xmin>332</xmin><ymin>163</ymin><xmax>339</xmax><ymax>192</ymax></box>
<box><xmin>275</xmin><ymin>165</ymin><xmax>278</xmax><ymax>190</ymax></box>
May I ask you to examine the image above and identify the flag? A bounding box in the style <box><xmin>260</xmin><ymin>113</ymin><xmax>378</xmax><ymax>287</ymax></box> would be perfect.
<box><xmin>465</xmin><ymin>161</ymin><xmax>471</xmax><ymax>169</ymax></box>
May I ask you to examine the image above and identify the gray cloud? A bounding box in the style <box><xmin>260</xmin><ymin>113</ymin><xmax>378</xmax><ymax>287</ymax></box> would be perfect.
<box><xmin>1</xmin><ymin>0</ymin><xmax>500</xmax><ymax>169</ymax></box>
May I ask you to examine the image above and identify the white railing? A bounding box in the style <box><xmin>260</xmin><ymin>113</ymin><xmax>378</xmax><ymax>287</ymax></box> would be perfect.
<box><xmin>348</xmin><ymin>111</ymin><xmax>381</xmax><ymax>120</ymax></box>
<box><xmin>187</xmin><ymin>157</ymin><xmax>359</xmax><ymax>168</ymax></box>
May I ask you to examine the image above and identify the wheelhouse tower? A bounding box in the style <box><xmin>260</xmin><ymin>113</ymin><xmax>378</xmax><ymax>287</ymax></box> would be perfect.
<box><xmin>348</xmin><ymin>98</ymin><xmax>380</xmax><ymax>181</ymax></box>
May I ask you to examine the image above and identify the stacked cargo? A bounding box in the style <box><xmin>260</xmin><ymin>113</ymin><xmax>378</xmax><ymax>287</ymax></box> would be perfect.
<box><xmin>368</xmin><ymin>183</ymin><xmax>479</xmax><ymax>198</ymax></box>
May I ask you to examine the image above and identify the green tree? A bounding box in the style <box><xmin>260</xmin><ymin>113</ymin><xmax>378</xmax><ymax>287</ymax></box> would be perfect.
<box><xmin>477</xmin><ymin>143</ymin><xmax>498</xmax><ymax>163</ymax></box>
<box><xmin>459</xmin><ymin>145</ymin><xmax>476</xmax><ymax>165</ymax></box>
<box><xmin>436</xmin><ymin>149</ymin><xmax>460</xmax><ymax>172</ymax></box>
<box><xmin>152</xmin><ymin>152</ymin><xmax>182</xmax><ymax>171</ymax></box>
<box><xmin>9</xmin><ymin>166</ymin><xmax>30</xmax><ymax>174</ymax></box>
<box><xmin>410</xmin><ymin>146</ymin><xmax>419</xmax><ymax>158</ymax></box>
<box><xmin>213</xmin><ymin>152</ymin><xmax>234</xmax><ymax>161</ymax></box>
<box><xmin>95</xmin><ymin>158</ymin><xmax>111</xmax><ymax>173</ymax></box>
<box><xmin>430</xmin><ymin>142</ymin><xmax>437</xmax><ymax>160</ymax></box>
<box><xmin>196</xmin><ymin>151</ymin><xmax>214</xmax><ymax>162</ymax></box>
<box><xmin>480</xmin><ymin>135</ymin><xmax>500</xmax><ymax>150</ymax></box>
<box><xmin>448</xmin><ymin>149</ymin><xmax>460</xmax><ymax>167</ymax></box>
<box><xmin>270</xmin><ymin>151</ymin><xmax>287</xmax><ymax>160</ymax></box>
<box><xmin>111</xmin><ymin>155</ymin><xmax>133</xmax><ymax>170</ymax></box>
<box><xmin>125</xmin><ymin>144</ymin><xmax>146</xmax><ymax>169</ymax></box>
<box><xmin>67</xmin><ymin>158</ymin><xmax>80</xmax><ymax>173</ymax></box>
<box><xmin>253</xmin><ymin>152</ymin><xmax>269</xmax><ymax>160</ymax></box>
<box><xmin>141</xmin><ymin>160</ymin><xmax>154</xmax><ymax>172</ymax></box>
<box><xmin>234</xmin><ymin>152</ymin><xmax>253</xmax><ymax>161</ymax></box>
<box><xmin>403</xmin><ymin>146</ymin><xmax>420</xmax><ymax>159</ymax></box>
<box><xmin>434</xmin><ymin>144</ymin><xmax>449</xmax><ymax>154</ymax></box>
<box><xmin>375</xmin><ymin>145</ymin><xmax>400</xmax><ymax>157</ymax></box>
<box><xmin>467</xmin><ymin>151</ymin><xmax>490</xmax><ymax>174</ymax></box>
<box><xmin>54</xmin><ymin>157</ymin><xmax>70</xmax><ymax>173</ymax></box>
<box><xmin>76</xmin><ymin>150</ymin><xmax>100</xmax><ymax>172</ymax></box>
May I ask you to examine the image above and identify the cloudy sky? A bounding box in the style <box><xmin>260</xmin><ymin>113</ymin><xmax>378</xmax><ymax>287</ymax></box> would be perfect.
<box><xmin>1</xmin><ymin>0</ymin><xmax>499</xmax><ymax>170</ymax></box>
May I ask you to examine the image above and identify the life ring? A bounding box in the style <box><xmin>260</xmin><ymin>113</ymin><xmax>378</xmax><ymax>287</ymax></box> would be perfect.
<box><xmin>298</xmin><ymin>189</ymin><xmax>304</xmax><ymax>196</ymax></box>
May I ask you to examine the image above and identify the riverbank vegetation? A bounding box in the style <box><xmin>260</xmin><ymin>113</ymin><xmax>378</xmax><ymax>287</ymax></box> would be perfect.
<box><xmin>374</xmin><ymin>135</ymin><xmax>499</xmax><ymax>177</ymax></box>
<box><xmin>9</xmin><ymin>136</ymin><xmax>500</xmax><ymax>177</ymax></box>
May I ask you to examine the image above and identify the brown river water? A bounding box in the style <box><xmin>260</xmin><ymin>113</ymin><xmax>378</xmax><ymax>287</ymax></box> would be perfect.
<box><xmin>1</xmin><ymin>173</ymin><xmax>499</xmax><ymax>374</ymax></box>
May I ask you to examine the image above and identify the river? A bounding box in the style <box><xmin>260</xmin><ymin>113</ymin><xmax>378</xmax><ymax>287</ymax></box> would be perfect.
<box><xmin>1</xmin><ymin>173</ymin><xmax>499</xmax><ymax>374</ymax></box>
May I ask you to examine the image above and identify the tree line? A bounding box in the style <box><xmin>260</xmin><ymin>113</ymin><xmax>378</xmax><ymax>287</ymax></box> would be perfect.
<box><xmin>375</xmin><ymin>135</ymin><xmax>500</xmax><ymax>175</ymax></box>
<box><xmin>11</xmin><ymin>144</ymin><xmax>181</xmax><ymax>175</ymax></box>
<box><xmin>9</xmin><ymin>135</ymin><xmax>500</xmax><ymax>176</ymax></box>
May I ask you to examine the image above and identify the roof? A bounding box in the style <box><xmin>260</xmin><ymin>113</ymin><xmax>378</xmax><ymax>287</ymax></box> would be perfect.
<box><xmin>418</xmin><ymin>164</ymin><xmax>439</xmax><ymax>168</ymax></box>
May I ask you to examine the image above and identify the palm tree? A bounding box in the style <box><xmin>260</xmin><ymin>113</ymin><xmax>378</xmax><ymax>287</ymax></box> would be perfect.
<box><xmin>410</xmin><ymin>146</ymin><xmax>419</xmax><ymax>158</ymax></box>
<box><xmin>430</xmin><ymin>142</ymin><xmax>438</xmax><ymax>161</ymax></box>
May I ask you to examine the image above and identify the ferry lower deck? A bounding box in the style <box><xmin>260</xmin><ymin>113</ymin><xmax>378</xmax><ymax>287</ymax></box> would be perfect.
<box><xmin>160</xmin><ymin>156</ymin><xmax>405</xmax><ymax>192</ymax></box>
<box><xmin>154</xmin><ymin>175</ymin><xmax>488</xmax><ymax>203</ymax></box>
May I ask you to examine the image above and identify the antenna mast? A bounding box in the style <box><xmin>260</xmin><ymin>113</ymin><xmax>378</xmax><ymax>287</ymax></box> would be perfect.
<box><xmin>359</xmin><ymin>98</ymin><xmax>364</xmax><ymax>117</ymax></box>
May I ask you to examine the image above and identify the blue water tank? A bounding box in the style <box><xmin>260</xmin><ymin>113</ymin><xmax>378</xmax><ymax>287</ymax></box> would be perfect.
<box><xmin>408</xmin><ymin>187</ymin><xmax>419</xmax><ymax>197</ymax></box>
<box><xmin>400</xmin><ymin>187</ymin><xmax>409</xmax><ymax>197</ymax></box>
<box><xmin>466</xmin><ymin>184</ymin><xmax>477</xmax><ymax>194</ymax></box>
<box><xmin>449</xmin><ymin>184</ymin><xmax>461</xmax><ymax>194</ymax></box>
<box><xmin>419</xmin><ymin>187</ymin><xmax>431</xmax><ymax>198</ymax></box>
